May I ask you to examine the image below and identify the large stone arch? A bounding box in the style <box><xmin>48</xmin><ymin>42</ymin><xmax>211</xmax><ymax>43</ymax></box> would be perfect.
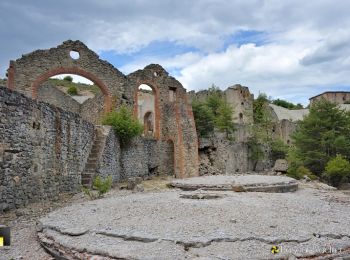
<box><xmin>7</xmin><ymin>40</ymin><xmax>126</xmax><ymax>113</ymax></box>
<box><xmin>128</xmin><ymin>64</ymin><xmax>199</xmax><ymax>178</ymax></box>
<box><xmin>31</xmin><ymin>67</ymin><xmax>112</xmax><ymax>113</ymax></box>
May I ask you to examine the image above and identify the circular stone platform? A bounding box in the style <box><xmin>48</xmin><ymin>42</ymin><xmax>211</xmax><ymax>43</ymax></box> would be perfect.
<box><xmin>170</xmin><ymin>174</ymin><xmax>298</xmax><ymax>192</ymax></box>
<box><xmin>37</xmin><ymin>183</ymin><xmax>350</xmax><ymax>259</ymax></box>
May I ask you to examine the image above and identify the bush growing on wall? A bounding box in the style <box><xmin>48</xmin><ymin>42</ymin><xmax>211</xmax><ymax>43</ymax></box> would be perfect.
<box><xmin>102</xmin><ymin>106</ymin><xmax>143</xmax><ymax>144</ymax></box>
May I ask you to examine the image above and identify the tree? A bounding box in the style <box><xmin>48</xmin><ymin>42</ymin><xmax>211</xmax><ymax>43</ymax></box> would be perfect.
<box><xmin>192</xmin><ymin>86</ymin><xmax>235</xmax><ymax>139</ymax></box>
<box><xmin>272</xmin><ymin>99</ymin><xmax>304</xmax><ymax>110</ymax></box>
<box><xmin>102</xmin><ymin>106</ymin><xmax>143</xmax><ymax>145</ymax></box>
<box><xmin>63</xmin><ymin>75</ymin><xmax>73</xmax><ymax>82</ymax></box>
<box><xmin>248</xmin><ymin>93</ymin><xmax>275</xmax><ymax>170</ymax></box>
<box><xmin>192</xmin><ymin>99</ymin><xmax>215</xmax><ymax>137</ymax></box>
<box><xmin>324</xmin><ymin>155</ymin><xmax>350</xmax><ymax>187</ymax></box>
<box><xmin>215</xmin><ymin>101</ymin><xmax>235</xmax><ymax>138</ymax></box>
<box><xmin>291</xmin><ymin>98</ymin><xmax>350</xmax><ymax>176</ymax></box>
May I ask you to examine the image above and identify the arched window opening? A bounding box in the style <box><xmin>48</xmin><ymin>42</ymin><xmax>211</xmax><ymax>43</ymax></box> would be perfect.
<box><xmin>239</xmin><ymin>112</ymin><xmax>243</xmax><ymax>123</ymax></box>
<box><xmin>144</xmin><ymin>111</ymin><xmax>154</xmax><ymax>136</ymax></box>
<box><xmin>137</xmin><ymin>84</ymin><xmax>155</xmax><ymax>138</ymax></box>
<box><xmin>37</xmin><ymin>73</ymin><xmax>104</xmax><ymax>124</ymax></box>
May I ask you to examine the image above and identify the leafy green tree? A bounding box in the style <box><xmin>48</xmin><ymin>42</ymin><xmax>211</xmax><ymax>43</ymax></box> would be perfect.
<box><xmin>102</xmin><ymin>106</ymin><xmax>143</xmax><ymax>145</ymax></box>
<box><xmin>63</xmin><ymin>75</ymin><xmax>73</xmax><ymax>82</ymax></box>
<box><xmin>192</xmin><ymin>99</ymin><xmax>215</xmax><ymax>137</ymax></box>
<box><xmin>206</xmin><ymin>85</ymin><xmax>223</xmax><ymax>117</ymax></box>
<box><xmin>272</xmin><ymin>99</ymin><xmax>304</xmax><ymax>110</ymax></box>
<box><xmin>215</xmin><ymin>101</ymin><xmax>235</xmax><ymax>138</ymax></box>
<box><xmin>324</xmin><ymin>155</ymin><xmax>350</xmax><ymax>187</ymax></box>
<box><xmin>292</xmin><ymin>98</ymin><xmax>350</xmax><ymax>176</ymax></box>
<box><xmin>247</xmin><ymin>135</ymin><xmax>265</xmax><ymax>171</ymax></box>
<box><xmin>192</xmin><ymin>86</ymin><xmax>235</xmax><ymax>139</ymax></box>
<box><xmin>270</xmin><ymin>139</ymin><xmax>289</xmax><ymax>161</ymax></box>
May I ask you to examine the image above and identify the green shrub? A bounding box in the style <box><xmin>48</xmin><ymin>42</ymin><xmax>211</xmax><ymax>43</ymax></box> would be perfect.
<box><xmin>67</xmin><ymin>85</ymin><xmax>78</xmax><ymax>95</ymax></box>
<box><xmin>63</xmin><ymin>75</ymin><xmax>73</xmax><ymax>82</ymax></box>
<box><xmin>102</xmin><ymin>106</ymin><xmax>143</xmax><ymax>145</ymax></box>
<box><xmin>324</xmin><ymin>155</ymin><xmax>350</xmax><ymax>187</ymax></box>
<box><xmin>287</xmin><ymin>165</ymin><xmax>316</xmax><ymax>180</ymax></box>
<box><xmin>82</xmin><ymin>175</ymin><xmax>112</xmax><ymax>200</ymax></box>
<box><xmin>271</xmin><ymin>139</ymin><xmax>289</xmax><ymax>161</ymax></box>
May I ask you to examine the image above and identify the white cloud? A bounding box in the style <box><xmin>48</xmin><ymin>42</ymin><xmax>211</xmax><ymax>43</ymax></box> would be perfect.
<box><xmin>1</xmin><ymin>0</ymin><xmax>350</xmax><ymax>104</ymax></box>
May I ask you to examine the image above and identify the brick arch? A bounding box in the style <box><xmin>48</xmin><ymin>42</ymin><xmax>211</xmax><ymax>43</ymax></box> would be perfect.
<box><xmin>31</xmin><ymin>67</ymin><xmax>112</xmax><ymax>113</ymax></box>
<box><xmin>133</xmin><ymin>81</ymin><xmax>161</xmax><ymax>140</ymax></box>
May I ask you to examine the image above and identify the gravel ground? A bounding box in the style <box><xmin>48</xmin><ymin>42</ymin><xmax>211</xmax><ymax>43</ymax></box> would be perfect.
<box><xmin>38</xmin><ymin>181</ymin><xmax>350</xmax><ymax>259</ymax></box>
<box><xmin>0</xmin><ymin>176</ymin><xmax>172</xmax><ymax>260</ymax></box>
<box><xmin>1</xmin><ymin>177</ymin><xmax>349</xmax><ymax>260</ymax></box>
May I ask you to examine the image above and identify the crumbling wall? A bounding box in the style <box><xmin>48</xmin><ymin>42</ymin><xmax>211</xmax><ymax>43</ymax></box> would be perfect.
<box><xmin>7</xmin><ymin>42</ymin><xmax>198</xmax><ymax>178</ymax></box>
<box><xmin>0</xmin><ymin>86</ymin><xmax>95</xmax><ymax>211</ymax></box>
<box><xmin>96</xmin><ymin>126</ymin><xmax>122</xmax><ymax>182</ymax></box>
<box><xmin>198</xmin><ymin>132</ymin><xmax>252</xmax><ymax>175</ymax></box>
<box><xmin>79</xmin><ymin>93</ymin><xmax>105</xmax><ymax>124</ymax></box>
<box><xmin>127</xmin><ymin>64</ymin><xmax>198</xmax><ymax>178</ymax></box>
<box><xmin>7</xmin><ymin>40</ymin><xmax>126</xmax><ymax>116</ymax></box>
<box><xmin>38</xmin><ymin>83</ymin><xmax>81</xmax><ymax>114</ymax></box>
<box><xmin>120</xmin><ymin>138</ymin><xmax>175</xmax><ymax>179</ymax></box>
<box><xmin>224</xmin><ymin>85</ymin><xmax>254</xmax><ymax>124</ymax></box>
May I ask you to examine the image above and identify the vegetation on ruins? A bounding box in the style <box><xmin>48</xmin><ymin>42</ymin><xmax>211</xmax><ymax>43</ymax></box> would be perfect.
<box><xmin>102</xmin><ymin>106</ymin><xmax>143</xmax><ymax>145</ymax></box>
<box><xmin>48</xmin><ymin>78</ymin><xmax>101</xmax><ymax>94</ymax></box>
<box><xmin>63</xmin><ymin>75</ymin><xmax>73</xmax><ymax>82</ymax></box>
<box><xmin>288</xmin><ymin>98</ymin><xmax>350</xmax><ymax>186</ymax></box>
<box><xmin>272</xmin><ymin>98</ymin><xmax>303</xmax><ymax>110</ymax></box>
<box><xmin>248</xmin><ymin>93</ymin><xmax>274</xmax><ymax>170</ymax></box>
<box><xmin>67</xmin><ymin>85</ymin><xmax>78</xmax><ymax>95</ymax></box>
<box><xmin>82</xmin><ymin>175</ymin><xmax>113</xmax><ymax>199</ymax></box>
<box><xmin>192</xmin><ymin>86</ymin><xmax>235</xmax><ymax>138</ymax></box>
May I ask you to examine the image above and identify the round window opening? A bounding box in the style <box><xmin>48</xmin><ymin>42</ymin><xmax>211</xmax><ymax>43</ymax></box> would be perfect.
<box><xmin>70</xmin><ymin>50</ymin><xmax>80</xmax><ymax>60</ymax></box>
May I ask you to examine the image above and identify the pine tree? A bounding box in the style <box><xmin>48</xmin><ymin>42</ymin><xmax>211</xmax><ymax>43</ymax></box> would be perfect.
<box><xmin>292</xmin><ymin>98</ymin><xmax>350</xmax><ymax>175</ymax></box>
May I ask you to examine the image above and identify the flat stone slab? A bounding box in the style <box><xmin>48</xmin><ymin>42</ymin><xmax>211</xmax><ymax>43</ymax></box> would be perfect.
<box><xmin>170</xmin><ymin>174</ymin><xmax>298</xmax><ymax>192</ymax></box>
<box><xmin>37</xmin><ymin>183</ymin><xmax>350</xmax><ymax>259</ymax></box>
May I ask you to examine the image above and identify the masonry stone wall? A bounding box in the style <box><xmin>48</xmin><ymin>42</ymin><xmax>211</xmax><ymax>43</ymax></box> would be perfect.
<box><xmin>96</xmin><ymin>126</ymin><xmax>122</xmax><ymax>182</ymax></box>
<box><xmin>120</xmin><ymin>138</ymin><xmax>175</xmax><ymax>179</ymax></box>
<box><xmin>198</xmin><ymin>132</ymin><xmax>252</xmax><ymax>175</ymax></box>
<box><xmin>38</xmin><ymin>83</ymin><xmax>81</xmax><ymax>114</ymax></box>
<box><xmin>310</xmin><ymin>92</ymin><xmax>350</xmax><ymax>105</ymax></box>
<box><xmin>7</xmin><ymin>40</ymin><xmax>126</xmax><ymax>113</ymax></box>
<box><xmin>0</xmin><ymin>86</ymin><xmax>95</xmax><ymax>211</ymax></box>
<box><xmin>127</xmin><ymin>64</ymin><xmax>198</xmax><ymax>178</ymax></box>
<box><xmin>7</xmin><ymin>41</ymin><xmax>198</xmax><ymax>178</ymax></box>
<box><xmin>79</xmin><ymin>93</ymin><xmax>105</xmax><ymax>124</ymax></box>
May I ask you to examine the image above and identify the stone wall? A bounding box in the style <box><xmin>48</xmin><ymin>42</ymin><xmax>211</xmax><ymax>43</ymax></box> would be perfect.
<box><xmin>95</xmin><ymin>126</ymin><xmax>122</xmax><ymax>182</ymax></box>
<box><xmin>127</xmin><ymin>64</ymin><xmax>198</xmax><ymax>178</ymax></box>
<box><xmin>120</xmin><ymin>138</ymin><xmax>175</xmax><ymax>179</ymax></box>
<box><xmin>7</xmin><ymin>41</ymin><xmax>198</xmax><ymax>178</ymax></box>
<box><xmin>198</xmin><ymin>132</ymin><xmax>252</xmax><ymax>175</ymax></box>
<box><xmin>0</xmin><ymin>86</ymin><xmax>95</xmax><ymax>211</ymax></box>
<box><xmin>310</xmin><ymin>91</ymin><xmax>350</xmax><ymax>105</ymax></box>
<box><xmin>80</xmin><ymin>93</ymin><xmax>105</xmax><ymax>124</ymax></box>
<box><xmin>38</xmin><ymin>83</ymin><xmax>81</xmax><ymax>114</ymax></box>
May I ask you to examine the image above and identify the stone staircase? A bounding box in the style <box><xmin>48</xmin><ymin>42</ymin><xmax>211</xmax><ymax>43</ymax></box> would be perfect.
<box><xmin>82</xmin><ymin>127</ymin><xmax>107</xmax><ymax>187</ymax></box>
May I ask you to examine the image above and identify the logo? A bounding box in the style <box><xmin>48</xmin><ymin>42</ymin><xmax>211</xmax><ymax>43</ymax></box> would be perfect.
<box><xmin>271</xmin><ymin>245</ymin><xmax>279</xmax><ymax>254</ymax></box>
<box><xmin>0</xmin><ymin>227</ymin><xmax>11</xmax><ymax>247</ymax></box>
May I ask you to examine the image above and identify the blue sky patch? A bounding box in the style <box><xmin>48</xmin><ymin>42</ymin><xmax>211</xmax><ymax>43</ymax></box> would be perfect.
<box><xmin>222</xmin><ymin>30</ymin><xmax>269</xmax><ymax>49</ymax></box>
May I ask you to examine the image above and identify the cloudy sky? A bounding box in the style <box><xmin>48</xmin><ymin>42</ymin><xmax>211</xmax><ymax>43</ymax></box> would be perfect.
<box><xmin>1</xmin><ymin>0</ymin><xmax>350</xmax><ymax>105</ymax></box>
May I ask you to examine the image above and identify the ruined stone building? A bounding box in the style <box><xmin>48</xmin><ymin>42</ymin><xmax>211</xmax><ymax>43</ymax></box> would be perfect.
<box><xmin>268</xmin><ymin>104</ymin><xmax>309</xmax><ymax>144</ymax></box>
<box><xmin>309</xmin><ymin>91</ymin><xmax>350</xmax><ymax>105</ymax></box>
<box><xmin>1</xmin><ymin>40</ymin><xmax>198</xmax><ymax>211</ymax></box>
